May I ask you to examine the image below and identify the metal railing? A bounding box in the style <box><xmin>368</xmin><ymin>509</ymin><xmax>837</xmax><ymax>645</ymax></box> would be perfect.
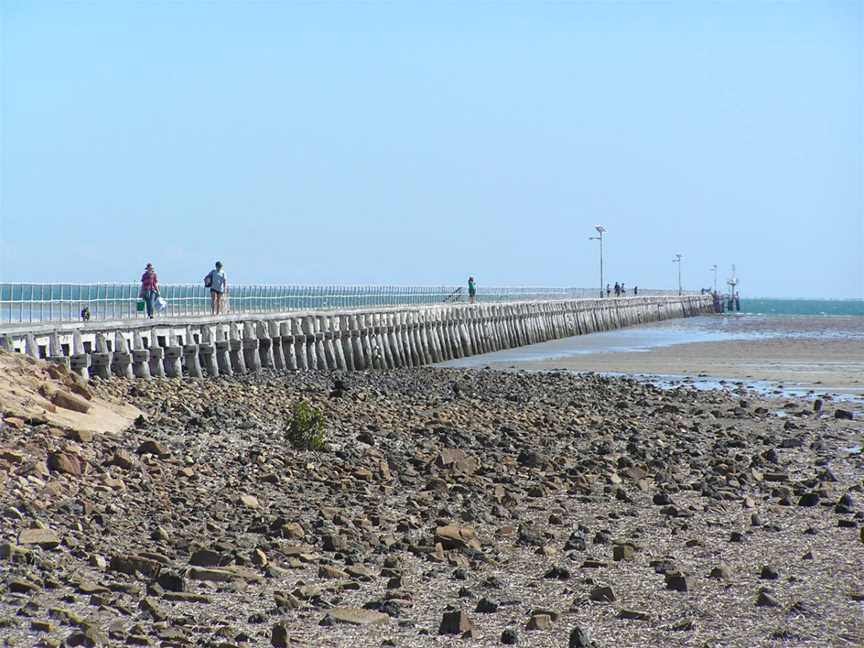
<box><xmin>0</xmin><ymin>283</ymin><xmax>688</xmax><ymax>324</ymax></box>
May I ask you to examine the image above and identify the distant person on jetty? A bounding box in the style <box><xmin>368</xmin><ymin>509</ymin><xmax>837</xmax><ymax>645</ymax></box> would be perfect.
<box><xmin>614</xmin><ymin>282</ymin><xmax>620</xmax><ymax>297</ymax></box>
<box><xmin>140</xmin><ymin>263</ymin><xmax>159</xmax><ymax>319</ymax></box>
<box><xmin>205</xmin><ymin>261</ymin><xmax>228</xmax><ymax>315</ymax></box>
<box><xmin>620</xmin><ymin>282</ymin><xmax>626</xmax><ymax>295</ymax></box>
<box><xmin>80</xmin><ymin>306</ymin><xmax>91</xmax><ymax>322</ymax></box>
<box><xmin>468</xmin><ymin>276</ymin><xmax>477</xmax><ymax>304</ymax></box>
<box><xmin>633</xmin><ymin>286</ymin><xmax>638</xmax><ymax>295</ymax></box>
<box><xmin>606</xmin><ymin>284</ymin><xmax>611</xmax><ymax>297</ymax></box>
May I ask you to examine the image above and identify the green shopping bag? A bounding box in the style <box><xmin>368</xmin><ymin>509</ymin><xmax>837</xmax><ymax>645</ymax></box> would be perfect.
<box><xmin>136</xmin><ymin>299</ymin><xmax>145</xmax><ymax>312</ymax></box>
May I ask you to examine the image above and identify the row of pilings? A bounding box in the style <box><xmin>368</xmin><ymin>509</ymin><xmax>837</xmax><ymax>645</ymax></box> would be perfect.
<box><xmin>3</xmin><ymin>295</ymin><xmax>714</xmax><ymax>380</ymax></box>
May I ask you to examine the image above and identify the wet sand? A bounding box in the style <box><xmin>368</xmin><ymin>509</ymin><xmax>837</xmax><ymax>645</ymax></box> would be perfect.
<box><xmin>439</xmin><ymin>315</ymin><xmax>864</xmax><ymax>395</ymax></box>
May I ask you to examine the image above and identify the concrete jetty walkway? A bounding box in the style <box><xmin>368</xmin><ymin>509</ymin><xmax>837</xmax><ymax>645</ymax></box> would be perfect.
<box><xmin>1</xmin><ymin>295</ymin><xmax>713</xmax><ymax>380</ymax></box>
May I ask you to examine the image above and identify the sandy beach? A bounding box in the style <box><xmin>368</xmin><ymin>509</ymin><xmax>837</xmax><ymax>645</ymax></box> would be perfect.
<box><xmin>439</xmin><ymin>315</ymin><xmax>864</xmax><ymax>396</ymax></box>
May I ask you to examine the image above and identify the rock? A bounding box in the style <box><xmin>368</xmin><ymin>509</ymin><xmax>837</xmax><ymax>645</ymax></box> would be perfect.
<box><xmin>569</xmin><ymin>626</ymin><xmax>593</xmax><ymax>648</ymax></box>
<box><xmin>476</xmin><ymin>597</ymin><xmax>499</xmax><ymax>613</ymax></box>
<box><xmin>439</xmin><ymin>610</ymin><xmax>473</xmax><ymax>635</ymax></box>
<box><xmin>589</xmin><ymin>585</ymin><xmax>616</xmax><ymax>602</ymax></box>
<box><xmin>139</xmin><ymin>596</ymin><xmax>167</xmax><ymax>622</ymax></box>
<box><xmin>436</xmin><ymin>525</ymin><xmax>481</xmax><ymax>551</ymax></box>
<box><xmin>322</xmin><ymin>533</ymin><xmax>347</xmax><ymax>552</ymax></box>
<box><xmin>190</xmin><ymin>548</ymin><xmax>225</xmax><ymax>566</ymax></box>
<box><xmin>188</xmin><ymin>567</ymin><xmax>237</xmax><ymax>582</ymax></box>
<box><xmin>709</xmin><ymin>566</ymin><xmax>731</xmax><ymax>580</ymax></box>
<box><xmin>798</xmin><ymin>493</ymin><xmax>820</xmax><ymax>507</ymax></box>
<box><xmin>109</xmin><ymin>553</ymin><xmax>161</xmax><ymax>577</ymax></box>
<box><xmin>47</xmin><ymin>451</ymin><xmax>84</xmax><ymax>476</ymax></box>
<box><xmin>618</xmin><ymin>608</ymin><xmax>650</xmax><ymax>621</ymax></box>
<box><xmin>544</xmin><ymin>565</ymin><xmax>570</xmax><ymax>579</ymax></box>
<box><xmin>52</xmin><ymin>389</ymin><xmax>91</xmax><ymax>413</ymax></box>
<box><xmin>18</xmin><ymin>528</ymin><xmax>60</xmax><ymax>549</ymax></box>
<box><xmin>760</xmin><ymin>565</ymin><xmax>779</xmax><ymax>580</ymax></box>
<box><xmin>157</xmin><ymin>571</ymin><xmax>185</xmax><ymax>592</ymax></box>
<box><xmin>526</xmin><ymin>614</ymin><xmax>553</xmax><ymax>630</ymax></box>
<box><xmin>318</xmin><ymin>565</ymin><xmax>349</xmax><ymax>579</ymax></box>
<box><xmin>325</xmin><ymin>607</ymin><xmax>390</xmax><ymax>626</ymax></box>
<box><xmin>68</xmin><ymin>429</ymin><xmax>94</xmax><ymax>443</ymax></box>
<box><xmin>613</xmin><ymin>544</ymin><xmax>636</xmax><ymax>561</ymax></box>
<box><xmin>756</xmin><ymin>588</ymin><xmax>781</xmax><ymax>607</ymax></box>
<box><xmin>136</xmin><ymin>439</ymin><xmax>169</xmax><ymax>457</ymax></box>
<box><xmin>501</xmin><ymin>628</ymin><xmax>519</xmax><ymax>644</ymax></box>
<box><xmin>0</xmin><ymin>542</ymin><xmax>30</xmax><ymax>562</ymax></box>
<box><xmin>271</xmin><ymin>622</ymin><xmax>290</xmax><ymax>648</ymax></box>
<box><xmin>239</xmin><ymin>494</ymin><xmax>260</xmax><ymax>509</ymax></box>
<box><xmin>665</xmin><ymin>572</ymin><xmax>691</xmax><ymax>592</ymax></box>
<box><xmin>107</xmin><ymin>450</ymin><xmax>135</xmax><ymax>470</ymax></box>
<box><xmin>834</xmin><ymin>409</ymin><xmax>854</xmax><ymax>420</ymax></box>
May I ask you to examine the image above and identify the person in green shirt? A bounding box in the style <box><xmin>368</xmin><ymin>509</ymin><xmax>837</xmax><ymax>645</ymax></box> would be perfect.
<box><xmin>468</xmin><ymin>276</ymin><xmax>477</xmax><ymax>304</ymax></box>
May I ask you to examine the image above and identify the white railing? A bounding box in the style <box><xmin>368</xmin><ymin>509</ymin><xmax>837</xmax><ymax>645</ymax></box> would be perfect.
<box><xmin>0</xmin><ymin>283</ymin><xmax>687</xmax><ymax>324</ymax></box>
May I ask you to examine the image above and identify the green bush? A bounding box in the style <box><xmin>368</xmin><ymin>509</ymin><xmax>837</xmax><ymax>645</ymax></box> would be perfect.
<box><xmin>286</xmin><ymin>400</ymin><xmax>326</xmax><ymax>451</ymax></box>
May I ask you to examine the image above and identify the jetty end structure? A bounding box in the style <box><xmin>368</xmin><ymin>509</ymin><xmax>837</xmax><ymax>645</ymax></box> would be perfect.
<box><xmin>0</xmin><ymin>286</ymin><xmax>713</xmax><ymax>380</ymax></box>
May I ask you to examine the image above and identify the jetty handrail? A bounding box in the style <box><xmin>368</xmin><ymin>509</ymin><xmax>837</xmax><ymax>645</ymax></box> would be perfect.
<box><xmin>0</xmin><ymin>282</ymin><xmax>694</xmax><ymax>324</ymax></box>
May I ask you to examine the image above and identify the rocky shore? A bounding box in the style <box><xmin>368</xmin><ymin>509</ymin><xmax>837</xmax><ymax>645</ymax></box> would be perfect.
<box><xmin>1</xmin><ymin>367</ymin><xmax>862</xmax><ymax>647</ymax></box>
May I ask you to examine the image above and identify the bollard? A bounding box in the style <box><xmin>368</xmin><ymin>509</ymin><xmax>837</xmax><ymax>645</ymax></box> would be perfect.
<box><xmin>229</xmin><ymin>325</ymin><xmax>247</xmax><ymax>375</ymax></box>
<box><xmin>293</xmin><ymin>319</ymin><xmax>308</xmax><ymax>371</ymax></box>
<box><xmin>300</xmin><ymin>316</ymin><xmax>316</xmax><ymax>371</ymax></box>
<box><xmin>111</xmin><ymin>332</ymin><xmax>134</xmax><ymax>379</ymax></box>
<box><xmin>46</xmin><ymin>331</ymin><xmax>70</xmax><ymax>369</ymax></box>
<box><xmin>313</xmin><ymin>317</ymin><xmax>328</xmax><ymax>370</ymax></box>
<box><xmin>131</xmin><ymin>349</ymin><xmax>151</xmax><ymax>379</ymax></box>
<box><xmin>146</xmin><ymin>330</ymin><xmax>164</xmax><ymax>378</ymax></box>
<box><xmin>198</xmin><ymin>342</ymin><xmax>218</xmax><ymax>378</ymax></box>
<box><xmin>280</xmin><ymin>322</ymin><xmax>297</xmax><ymax>371</ymax></box>
<box><xmin>242</xmin><ymin>322</ymin><xmax>261</xmax><ymax>373</ymax></box>
<box><xmin>269</xmin><ymin>321</ymin><xmax>285</xmax><ymax>370</ymax></box>
<box><xmin>338</xmin><ymin>316</ymin><xmax>354</xmax><ymax>371</ymax></box>
<box><xmin>25</xmin><ymin>333</ymin><xmax>40</xmax><ymax>359</ymax></box>
<box><xmin>257</xmin><ymin>321</ymin><xmax>275</xmax><ymax>369</ymax></box>
<box><xmin>331</xmin><ymin>317</ymin><xmax>347</xmax><ymax>371</ymax></box>
<box><xmin>163</xmin><ymin>345</ymin><xmax>183</xmax><ymax>378</ymax></box>
<box><xmin>348</xmin><ymin>315</ymin><xmax>363</xmax><ymax>370</ymax></box>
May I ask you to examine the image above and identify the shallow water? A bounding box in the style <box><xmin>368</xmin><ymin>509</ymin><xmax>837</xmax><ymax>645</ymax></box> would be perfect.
<box><xmin>437</xmin><ymin>314</ymin><xmax>864</xmax><ymax>402</ymax></box>
<box><xmin>438</xmin><ymin>314</ymin><xmax>864</xmax><ymax>369</ymax></box>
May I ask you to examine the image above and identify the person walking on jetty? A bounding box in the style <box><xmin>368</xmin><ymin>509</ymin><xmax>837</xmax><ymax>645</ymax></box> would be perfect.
<box><xmin>205</xmin><ymin>261</ymin><xmax>228</xmax><ymax>315</ymax></box>
<box><xmin>614</xmin><ymin>282</ymin><xmax>620</xmax><ymax>297</ymax></box>
<box><xmin>140</xmin><ymin>263</ymin><xmax>159</xmax><ymax>319</ymax></box>
<box><xmin>606</xmin><ymin>284</ymin><xmax>611</xmax><ymax>297</ymax></box>
<box><xmin>468</xmin><ymin>276</ymin><xmax>477</xmax><ymax>304</ymax></box>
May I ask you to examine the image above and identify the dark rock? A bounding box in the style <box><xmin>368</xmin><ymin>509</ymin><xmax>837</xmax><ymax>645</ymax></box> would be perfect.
<box><xmin>439</xmin><ymin>610</ymin><xmax>473</xmax><ymax>635</ymax></box>
<box><xmin>569</xmin><ymin>626</ymin><xmax>592</xmax><ymax>648</ymax></box>
<box><xmin>475</xmin><ymin>597</ymin><xmax>499</xmax><ymax>613</ymax></box>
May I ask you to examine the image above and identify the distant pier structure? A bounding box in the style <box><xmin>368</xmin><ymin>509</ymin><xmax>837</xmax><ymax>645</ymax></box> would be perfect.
<box><xmin>726</xmin><ymin>265</ymin><xmax>741</xmax><ymax>312</ymax></box>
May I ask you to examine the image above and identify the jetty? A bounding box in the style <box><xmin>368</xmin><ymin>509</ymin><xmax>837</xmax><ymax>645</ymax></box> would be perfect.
<box><xmin>1</xmin><ymin>294</ymin><xmax>712</xmax><ymax>380</ymax></box>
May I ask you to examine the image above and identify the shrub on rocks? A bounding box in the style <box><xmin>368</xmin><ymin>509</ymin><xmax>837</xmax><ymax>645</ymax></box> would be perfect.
<box><xmin>286</xmin><ymin>400</ymin><xmax>326</xmax><ymax>451</ymax></box>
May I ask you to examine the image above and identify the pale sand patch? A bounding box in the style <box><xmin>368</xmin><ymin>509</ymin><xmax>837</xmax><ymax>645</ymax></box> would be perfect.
<box><xmin>0</xmin><ymin>350</ymin><xmax>140</xmax><ymax>434</ymax></box>
<box><xmin>507</xmin><ymin>336</ymin><xmax>864</xmax><ymax>392</ymax></box>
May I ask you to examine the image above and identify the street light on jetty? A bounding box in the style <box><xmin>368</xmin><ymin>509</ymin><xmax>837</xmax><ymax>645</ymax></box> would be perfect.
<box><xmin>710</xmin><ymin>264</ymin><xmax>718</xmax><ymax>293</ymax></box>
<box><xmin>589</xmin><ymin>225</ymin><xmax>606</xmax><ymax>297</ymax></box>
<box><xmin>673</xmin><ymin>254</ymin><xmax>683</xmax><ymax>295</ymax></box>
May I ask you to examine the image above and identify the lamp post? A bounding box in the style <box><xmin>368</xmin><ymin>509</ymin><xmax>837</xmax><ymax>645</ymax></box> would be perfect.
<box><xmin>710</xmin><ymin>264</ymin><xmax>718</xmax><ymax>293</ymax></box>
<box><xmin>673</xmin><ymin>254</ymin><xmax>683</xmax><ymax>295</ymax></box>
<box><xmin>589</xmin><ymin>225</ymin><xmax>606</xmax><ymax>297</ymax></box>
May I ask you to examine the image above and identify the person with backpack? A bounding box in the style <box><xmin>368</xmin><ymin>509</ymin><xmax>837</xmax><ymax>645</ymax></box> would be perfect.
<box><xmin>468</xmin><ymin>276</ymin><xmax>477</xmax><ymax>304</ymax></box>
<box><xmin>140</xmin><ymin>263</ymin><xmax>159</xmax><ymax>319</ymax></box>
<box><xmin>205</xmin><ymin>261</ymin><xmax>228</xmax><ymax>315</ymax></box>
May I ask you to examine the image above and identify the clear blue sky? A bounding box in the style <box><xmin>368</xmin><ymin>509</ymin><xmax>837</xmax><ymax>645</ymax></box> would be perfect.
<box><xmin>1</xmin><ymin>1</ymin><xmax>861</xmax><ymax>298</ymax></box>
